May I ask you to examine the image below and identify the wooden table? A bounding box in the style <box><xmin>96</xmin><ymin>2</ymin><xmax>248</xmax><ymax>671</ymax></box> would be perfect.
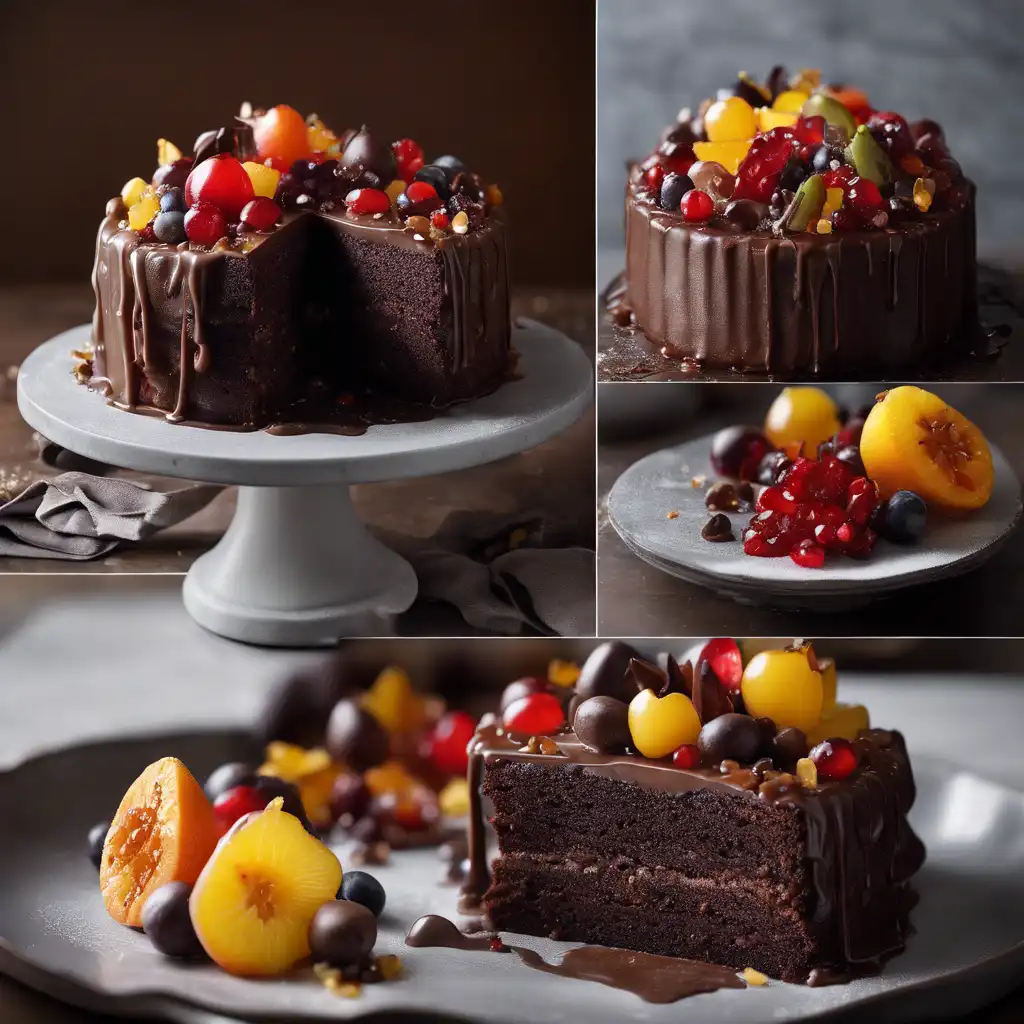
<box><xmin>0</xmin><ymin>285</ymin><xmax>594</xmax><ymax>635</ymax></box>
<box><xmin>598</xmin><ymin>383</ymin><xmax>1024</xmax><ymax>637</ymax></box>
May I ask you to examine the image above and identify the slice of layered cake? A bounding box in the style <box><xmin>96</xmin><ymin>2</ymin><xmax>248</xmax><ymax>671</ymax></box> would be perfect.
<box><xmin>466</xmin><ymin>641</ymin><xmax>925</xmax><ymax>983</ymax></box>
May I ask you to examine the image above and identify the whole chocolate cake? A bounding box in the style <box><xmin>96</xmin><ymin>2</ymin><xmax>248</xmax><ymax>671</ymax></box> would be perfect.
<box><xmin>88</xmin><ymin>107</ymin><xmax>510</xmax><ymax>431</ymax></box>
<box><xmin>615</xmin><ymin>67</ymin><xmax>977</xmax><ymax>376</ymax></box>
<box><xmin>465</xmin><ymin>640</ymin><xmax>925</xmax><ymax>984</ymax></box>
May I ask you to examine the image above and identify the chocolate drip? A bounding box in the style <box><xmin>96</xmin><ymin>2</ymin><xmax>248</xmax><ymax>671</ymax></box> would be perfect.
<box><xmin>404</xmin><ymin>914</ymin><xmax>499</xmax><ymax>951</ymax></box>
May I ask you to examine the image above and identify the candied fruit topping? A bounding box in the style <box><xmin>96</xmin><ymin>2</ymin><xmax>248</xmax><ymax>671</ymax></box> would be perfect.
<box><xmin>704</xmin><ymin>96</ymin><xmax>757</xmax><ymax>143</ymax></box>
<box><xmin>680</xmin><ymin>188</ymin><xmax>714</xmax><ymax>222</ymax></box>
<box><xmin>128</xmin><ymin>195</ymin><xmax>160</xmax><ymax>232</ymax></box>
<box><xmin>184</xmin><ymin>203</ymin><xmax>228</xmax><ymax>247</ymax></box>
<box><xmin>627</xmin><ymin>689</ymin><xmax>702</xmax><ymax>759</ymax></box>
<box><xmin>345</xmin><ymin>188</ymin><xmax>390</xmax><ymax>216</ymax></box>
<box><xmin>242</xmin><ymin>161</ymin><xmax>281</xmax><ymax>200</ymax></box>
<box><xmin>122</xmin><ymin>177</ymin><xmax>148</xmax><ymax>209</ymax></box>
<box><xmin>809</xmin><ymin>737</ymin><xmax>859</xmax><ymax>780</ymax></box>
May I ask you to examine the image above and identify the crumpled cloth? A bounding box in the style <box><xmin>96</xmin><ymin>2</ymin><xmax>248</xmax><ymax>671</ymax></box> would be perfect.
<box><xmin>0</xmin><ymin>470</ymin><xmax>594</xmax><ymax>636</ymax></box>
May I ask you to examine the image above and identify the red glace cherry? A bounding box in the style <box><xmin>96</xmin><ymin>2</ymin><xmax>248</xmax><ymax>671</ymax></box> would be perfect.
<box><xmin>672</xmin><ymin>744</ymin><xmax>701</xmax><ymax>769</ymax></box>
<box><xmin>392</xmin><ymin>138</ymin><xmax>425</xmax><ymax>183</ymax></box>
<box><xmin>213</xmin><ymin>784</ymin><xmax>267</xmax><ymax>834</ymax></box>
<box><xmin>184</xmin><ymin>154</ymin><xmax>254</xmax><ymax>220</ymax></box>
<box><xmin>430</xmin><ymin>209</ymin><xmax>450</xmax><ymax>230</ymax></box>
<box><xmin>820</xmin><ymin>166</ymin><xmax>856</xmax><ymax>191</ymax></box>
<box><xmin>644</xmin><ymin>163</ymin><xmax>666</xmax><ymax>193</ymax></box>
<box><xmin>680</xmin><ymin>189</ymin><xmax>714</xmax><ymax>222</ymax></box>
<box><xmin>239</xmin><ymin>197</ymin><xmax>282</xmax><ymax>231</ymax></box>
<box><xmin>184</xmin><ymin>202</ymin><xmax>228</xmax><ymax>247</ymax></box>
<box><xmin>406</xmin><ymin>180</ymin><xmax>439</xmax><ymax>204</ymax></box>
<box><xmin>424</xmin><ymin>711</ymin><xmax>476</xmax><ymax>776</ymax></box>
<box><xmin>809</xmin><ymin>738</ymin><xmax>859</xmax><ymax>780</ymax></box>
<box><xmin>790</xmin><ymin>539</ymin><xmax>825</xmax><ymax>568</ymax></box>
<box><xmin>698</xmin><ymin>637</ymin><xmax>744</xmax><ymax>691</ymax></box>
<box><xmin>345</xmin><ymin>188</ymin><xmax>390</xmax><ymax>215</ymax></box>
<box><xmin>502</xmin><ymin>692</ymin><xmax>565</xmax><ymax>736</ymax></box>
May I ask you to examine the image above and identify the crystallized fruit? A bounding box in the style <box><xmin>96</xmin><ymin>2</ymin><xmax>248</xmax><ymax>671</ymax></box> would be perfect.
<box><xmin>859</xmin><ymin>387</ymin><xmax>993</xmax><ymax>510</ymax></box>
<box><xmin>627</xmin><ymin>688</ymin><xmax>702</xmax><ymax>759</ymax></box>
<box><xmin>189</xmin><ymin>797</ymin><xmax>342</xmax><ymax>976</ymax></box>
<box><xmin>810</xmin><ymin>738</ymin><xmax>859</xmax><ymax>780</ymax></box>
<box><xmin>807</xmin><ymin>703</ymin><xmax>870</xmax><ymax>747</ymax></box>
<box><xmin>763</xmin><ymin>387</ymin><xmax>841</xmax><ymax>456</ymax></box>
<box><xmin>740</xmin><ymin>647</ymin><xmax>823</xmax><ymax>734</ymax></box>
<box><xmin>503</xmin><ymin>692</ymin><xmax>565</xmax><ymax>736</ymax></box>
<box><xmin>184</xmin><ymin>203</ymin><xmax>228</xmax><ymax>247</ymax></box>
<box><xmin>100</xmin><ymin>757</ymin><xmax>219</xmax><ymax>928</ymax></box>
<box><xmin>253</xmin><ymin>105</ymin><xmax>310</xmax><ymax>167</ymax></box>
<box><xmin>184</xmin><ymin>155</ymin><xmax>254</xmax><ymax>221</ymax></box>
<box><xmin>424</xmin><ymin>710</ymin><xmax>476</xmax><ymax>775</ymax></box>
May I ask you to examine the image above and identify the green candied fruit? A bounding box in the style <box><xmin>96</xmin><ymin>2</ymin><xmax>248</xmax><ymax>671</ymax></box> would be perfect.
<box><xmin>800</xmin><ymin>94</ymin><xmax>857</xmax><ymax>139</ymax></box>
<box><xmin>844</xmin><ymin>124</ymin><xmax>895</xmax><ymax>187</ymax></box>
<box><xmin>786</xmin><ymin>174</ymin><xmax>826</xmax><ymax>232</ymax></box>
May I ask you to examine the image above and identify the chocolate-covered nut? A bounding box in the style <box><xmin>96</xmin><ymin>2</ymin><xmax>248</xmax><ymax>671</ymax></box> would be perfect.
<box><xmin>500</xmin><ymin>676</ymin><xmax>548</xmax><ymax>712</ymax></box>
<box><xmin>722</xmin><ymin>198</ymin><xmax>768</xmax><ymax>232</ymax></box>
<box><xmin>576</xmin><ymin>641</ymin><xmax>642</xmax><ymax>704</ymax></box>
<box><xmin>339</xmin><ymin>126</ymin><xmax>396</xmax><ymax>183</ymax></box>
<box><xmin>326</xmin><ymin>700</ymin><xmax>389</xmax><ymax>772</ymax></box>
<box><xmin>309</xmin><ymin>900</ymin><xmax>377</xmax><ymax>968</ymax></box>
<box><xmin>697</xmin><ymin>713</ymin><xmax>762</xmax><ymax>765</ymax></box>
<box><xmin>701</xmin><ymin>514</ymin><xmax>735</xmax><ymax>542</ymax></box>
<box><xmin>772</xmin><ymin>726</ymin><xmax>809</xmax><ymax>769</ymax></box>
<box><xmin>705</xmin><ymin>481</ymin><xmax>739</xmax><ymax>512</ymax></box>
<box><xmin>573</xmin><ymin>696</ymin><xmax>631</xmax><ymax>753</ymax></box>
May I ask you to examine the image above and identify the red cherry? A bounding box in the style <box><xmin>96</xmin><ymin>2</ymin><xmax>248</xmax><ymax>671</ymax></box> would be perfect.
<box><xmin>680</xmin><ymin>189</ymin><xmax>714</xmax><ymax>222</ymax></box>
<box><xmin>345</xmin><ymin>188</ymin><xmax>390</xmax><ymax>215</ymax></box>
<box><xmin>793</xmin><ymin>115</ymin><xmax>826</xmax><ymax>145</ymax></box>
<box><xmin>672</xmin><ymin>744</ymin><xmax>701</xmax><ymax>769</ymax></box>
<box><xmin>810</xmin><ymin>738</ymin><xmax>859</xmax><ymax>779</ymax></box>
<box><xmin>263</xmin><ymin>156</ymin><xmax>290</xmax><ymax>172</ymax></box>
<box><xmin>846</xmin><ymin>178</ymin><xmax>883</xmax><ymax>217</ymax></box>
<box><xmin>697</xmin><ymin>638</ymin><xmax>743</xmax><ymax>691</ymax></box>
<box><xmin>644</xmin><ymin>164</ymin><xmax>666</xmax><ymax>193</ymax></box>
<box><xmin>502</xmin><ymin>692</ymin><xmax>565</xmax><ymax>736</ymax></box>
<box><xmin>239</xmin><ymin>197</ymin><xmax>282</xmax><ymax>231</ymax></box>
<box><xmin>430</xmin><ymin>209</ymin><xmax>450</xmax><ymax>230</ymax></box>
<box><xmin>790</xmin><ymin>539</ymin><xmax>825</xmax><ymax>568</ymax></box>
<box><xmin>213</xmin><ymin>784</ymin><xmax>266</xmax><ymax>834</ymax></box>
<box><xmin>425</xmin><ymin>711</ymin><xmax>476</xmax><ymax>776</ymax></box>
<box><xmin>820</xmin><ymin>166</ymin><xmax>856</xmax><ymax>191</ymax></box>
<box><xmin>392</xmin><ymin>138</ymin><xmax>425</xmax><ymax>183</ymax></box>
<box><xmin>184</xmin><ymin>202</ymin><xmax>228</xmax><ymax>247</ymax></box>
<box><xmin>184</xmin><ymin>154</ymin><xmax>254</xmax><ymax>220</ymax></box>
<box><xmin>499</xmin><ymin>676</ymin><xmax>548</xmax><ymax>711</ymax></box>
<box><xmin>406</xmin><ymin>180</ymin><xmax>439</xmax><ymax>204</ymax></box>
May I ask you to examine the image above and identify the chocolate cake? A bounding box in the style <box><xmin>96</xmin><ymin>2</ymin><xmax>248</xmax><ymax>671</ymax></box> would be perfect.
<box><xmin>88</xmin><ymin>108</ymin><xmax>510</xmax><ymax>430</ymax></box>
<box><xmin>615</xmin><ymin>67</ymin><xmax>978</xmax><ymax>376</ymax></box>
<box><xmin>466</xmin><ymin>641</ymin><xmax>925</xmax><ymax>983</ymax></box>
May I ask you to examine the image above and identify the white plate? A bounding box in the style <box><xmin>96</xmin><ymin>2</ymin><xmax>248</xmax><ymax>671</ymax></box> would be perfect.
<box><xmin>1</xmin><ymin>731</ymin><xmax>1023</xmax><ymax>1023</ymax></box>
<box><xmin>607</xmin><ymin>432</ymin><xmax>1022</xmax><ymax>610</ymax></box>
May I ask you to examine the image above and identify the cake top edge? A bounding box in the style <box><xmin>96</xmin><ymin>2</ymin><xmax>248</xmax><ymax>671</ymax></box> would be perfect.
<box><xmin>633</xmin><ymin>65</ymin><xmax>968</xmax><ymax>239</ymax></box>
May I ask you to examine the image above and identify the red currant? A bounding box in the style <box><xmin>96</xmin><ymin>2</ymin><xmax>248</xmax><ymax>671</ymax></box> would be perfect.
<box><xmin>430</xmin><ymin>209</ymin><xmax>450</xmax><ymax>230</ymax></box>
<box><xmin>502</xmin><ymin>692</ymin><xmax>565</xmax><ymax>736</ymax></box>
<box><xmin>184</xmin><ymin>154</ymin><xmax>254</xmax><ymax>221</ymax></box>
<box><xmin>213</xmin><ymin>784</ymin><xmax>266</xmax><ymax>834</ymax></box>
<box><xmin>425</xmin><ymin>711</ymin><xmax>476</xmax><ymax>776</ymax></box>
<box><xmin>846</xmin><ymin>178</ymin><xmax>883</xmax><ymax>219</ymax></box>
<box><xmin>820</xmin><ymin>166</ymin><xmax>856</xmax><ymax>191</ymax></box>
<box><xmin>790</xmin><ymin>539</ymin><xmax>825</xmax><ymax>568</ymax></box>
<box><xmin>345</xmin><ymin>188</ymin><xmax>390</xmax><ymax>215</ymax></box>
<box><xmin>184</xmin><ymin>202</ymin><xmax>228</xmax><ymax>247</ymax></box>
<box><xmin>809</xmin><ymin>738</ymin><xmax>859</xmax><ymax>779</ymax></box>
<box><xmin>697</xmin><ymin>638</ymin><xmax>743</xmax><ymax>691</ymax></box>
<box><xmin>644</xmin><ymin>164</ymin><xmax>666</xmax><ymax>193</ymax></box>
<box><xmin>239</xmin><ymin>197</ymin><xmax>282</xmax><ymax>231</ymax></box>
<box><xmin>672</xmin><ymin>744</ymin><xmax>701</xmax><ymax>769</ymax></box>
<box><xmin>406</xmin><ymin>180</ymin><xmax>439</xmax><ymax>204</ymax></box>
<box><xmin>500</xmin><ymin>677</ymin><xmax>548</xmax><ymax>712</ymax></box>
<box><xmin>680</xmin><ymin>188</ymin><xmax>714</xmax><ymax>222</ymax></box>
<box><xmin>392</xmin><ymin>138</ymin><xmax>425</xmax><ymax>183</ymax></box>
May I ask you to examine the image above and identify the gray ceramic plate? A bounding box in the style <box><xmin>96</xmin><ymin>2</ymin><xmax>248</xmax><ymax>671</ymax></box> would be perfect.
<box><xmin>606</xmin><ymin>433</ymin><xmax>1022</xmax><ymax>610</ymax></box>
<box><xmin>2</xmin><ymin>732</ymin><xmax>1024</xmax><ymax>1023</ymax></box>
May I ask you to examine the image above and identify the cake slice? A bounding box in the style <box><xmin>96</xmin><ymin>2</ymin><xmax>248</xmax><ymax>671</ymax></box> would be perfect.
<box><xmin>466</xmin><ymin>641</ymin><xmax>925</xmax><ymax>983</ymax></box>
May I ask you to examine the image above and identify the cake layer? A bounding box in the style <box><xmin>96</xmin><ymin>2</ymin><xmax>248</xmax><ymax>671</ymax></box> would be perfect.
<box><xmin>624</xmin><ymin>179</ymin><xmax>977</xmax><ymax>376</ymax></box>
<box><xmin>486</xmin><ymin>853</ymin><xmax>817</xmax><ymax>982</ymax></box>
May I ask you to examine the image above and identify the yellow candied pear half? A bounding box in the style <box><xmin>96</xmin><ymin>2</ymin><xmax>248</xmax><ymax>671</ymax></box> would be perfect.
<box><xmin>740</xmin><ymin>646</ymin><xmax>823</xmax><ymax>734</ymax></box>
<box><xmin>859</xmin><ymin>386</ymin><xmax>994</xmax><ymax>510</ymax></box>
<box><xmin>627</xmin><ymin>688</ymin><xmax>702</xmax><ymax>760</ymax></box>
<box><xmin>807</xmin><ymin>703</ymin><xmax>870</xmax><ymax>747</ymax></box>
<box><xmin>189</xmin><ymin>798</ymin><xmax>342</xmax><ymax>977</ymax></box>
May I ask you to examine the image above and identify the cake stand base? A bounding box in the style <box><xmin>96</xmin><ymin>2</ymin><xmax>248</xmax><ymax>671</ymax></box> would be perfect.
<box><xmin>182</xmin><ymin>485</ymin><xmax>418</xmax><ymax>645</ymax></box>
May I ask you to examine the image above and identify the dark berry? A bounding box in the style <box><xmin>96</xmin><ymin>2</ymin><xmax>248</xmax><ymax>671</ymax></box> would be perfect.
<box><xmin>338</xmin><ymin>870</ymin><xmax>387</xmax><ymax>917</ymax></box>
<box><xmin>756</xmin><ymin>449</ymin><xmax>792</xmax><ymax>485</ymax></box>
<box><xmin>309</xmin><ymin>900</ymin><xmax>377</xmax><ymax>968</ymax></box>
<box><xmin>159</xmin><ymin>187</ymin><xmax>187</xmax><ymax>213</ymax></box>
<box><xmin>141</xmin><ymin>882</ymin><xmax>205</xmax><ymax>960</ymax></box>
<box><xmin>252</xmin><ymin>775</ymin><xmax>315</xmax><ymax>832</ymax></box>
<box><xmin>835</xmin><ymin>444</ymin><xmax>866</xmax><ymax>478</ymax></box>
<box><xmin>87</xmin><ymin>821</ymin><xmax>109</xmax><ymax>870</ymax></box>
<box><xmin>721</xmin><ymin>198</ymin><xmax>766</xmax><ymax>231</ymax></box>
<box><xmin>811</xmin><ymin>145</ymin><xmax>842</xmax><ymax>174</ymax></box>
<box><xmin>710</xmin><ymin>426</ymin><xmax>772</xmax><ymax>482</ymax></box>
<box><xmin>153</xmin><ymin>210</ymin><xmax>186</xmax><ymax>244</ymax></box>
<box><xmin>432</xmin><ymin>154</ymin><xmax>465</xmax><ymax>181</ymax></box>
<box><xmin>414</xmin><ymin>164</ymin><xmax>452</xmax><ymax>200</ymax></box>
<box><xmin>877</xmin><ymin>490</ymin><xmax>927</xmax><ymax>544</ymax></box>
<box><xmin>867</xmin><ymin>111</ymin><xmax>913</xmax><ymax>161</ymax></box>
<box><xmin>204</xmin><ymin>762</ymin><xmax>258</xmax><ymax>801</ymax></box>
<box><xmin>659</xmin><ymin>172</ymin><xmax>694</xmax><ymax>212</ymax></box>
<box><xmin>331</xmin><ymin>773</ymin><xmax>372</xmax><ymax>823</ymax></box>
<box><xmin>779</xmin><ymin>156</ymin><xmax>808</xmax><ymax>192</ymax></box>
<box><xmin>451</xmin><ymin>170</ymin><xmax>485</xmax><ymax>201</ymax></box>
<box><xmin>152</xmin><ymin>159</ymin><xmax>193</xmax><ymax>190</ymax></box>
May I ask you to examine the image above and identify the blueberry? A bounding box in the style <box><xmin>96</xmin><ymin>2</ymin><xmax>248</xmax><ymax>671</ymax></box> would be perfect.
<box><xmin>153</xmin><ymin>211</ymin><xmax>186</xmax><ymax>244</ymax></box>
<box><xmin>338</xmin><ymin>870</ymin><xmax>386</xmax><ymax>918</ymax></box>
<box><xmin>659</xmin><ymin>172</ymin><xmax>694</xmax><ymax>212</ymax></box>
<box><xmin>204</xmin><ymin>761</ymin><xmax>258</xmax><ymax>802</ymax></box>
<box><xmin>431</xmin><ymin>154</ymin><xmax>465</xmax><ymax>182</ymax></box>
<box><xmin>879</xmin><ymin>491</ymin><xmax>927</xmax><ymax>544</ymax></box>
<box><xmin>87</xmin><ymin>821</ymin><xmax>109</xmax><ymax>870</ymax></box>
<box><xmin>159</xmin><ymin>187</ymin><xmax>186</xmax><ymax>213</ymax></box>
<box><xmin>779</xmin><ymin>156</ymin><xmax>808</xmax><ymax>192</ymax></box>
<box><xmin>141</xmin><ymin>882</ymin><xmax>205</xmax><ymax>960</ymax></box>
<box><xmin>414</xmin><ymin>164</ymin><xmax>452</xmax><ymax>200</ymax></box>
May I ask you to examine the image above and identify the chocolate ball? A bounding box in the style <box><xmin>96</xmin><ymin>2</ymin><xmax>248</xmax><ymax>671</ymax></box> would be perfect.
<box><xmin>326</xmin><ymin>700</ymin><xmax>389</xmax><ymax>772</ymax></box>
<box><xmin>339</xmin><ymin>126</ymin><xmax>396</xmax><ymax>183</ymax></box>
<box><xmin>722</xmin><ymin>198</ymin><xmax>768</xmax><ymax>232</ymax></box>
<box><xmin>573</xmin><ymin>696</ymin><xmax>631</xmax><ymax>753</ymax></box>
<box><xmin>697</xmin><ymin>713</ymin><xmax>762</xmax><ymax>765</ymax></box>
<box><xmin>576</xmin><ymin>641</ymin><xmax>642</xmax><ymax>704</ymax></box>
<box><xmin>308</xmin><ymin>900</ymin><xmax>377</xmax><ymax>968</ymax></box>
<box><xmin>772</xmin><ymin>727</ymin><xmax>809</xmax><ymax>769</ymax></box>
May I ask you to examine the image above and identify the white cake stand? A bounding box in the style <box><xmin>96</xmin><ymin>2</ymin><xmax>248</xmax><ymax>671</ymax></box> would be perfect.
<box><xmin>17</xmin><ymin>319</ymin><xmax>593</xmax><ymax>646</ymax></box>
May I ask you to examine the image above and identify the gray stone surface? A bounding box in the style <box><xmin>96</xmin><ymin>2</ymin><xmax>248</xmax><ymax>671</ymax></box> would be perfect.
<box><xmin>598</xmin><ymin>0</ymin><xmax>1024</xmax><ymax>264</ymax></box>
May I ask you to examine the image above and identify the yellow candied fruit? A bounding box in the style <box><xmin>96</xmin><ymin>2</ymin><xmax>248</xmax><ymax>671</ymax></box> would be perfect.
<box><xmin>807</xmin><ymin>703</ymin><xmax>870</xmax><ymax>747</ymax></box>
<box><xmin>704</xmin><ymin>96</ymin><xmax>757</xmax><ymax>143</ymax></box>
<box><xmin>365</xmin><ymin>760</ymin><xmax>417</xmax><ymax>797</ymax></box>
<box><xmin>452</xmin><ymin>211</ymin><xmax>470</xmax><ymax>235</ymax></box>
<box><xmin>818</xmin><ymin>657</ymin><xmax>838</xmax><ymax>712</ymax></box>
<box><xmin>791</xmin><ymin>68</ymin><xmax>822</xmax><ymax>94</ymax></box>
<box><xmin>157</xmin><ymin>138</ymin><xmax>183</xmax><ymax>166</ymax></box>
<box><xmin>121</xmin><ymin>177</ymin><xmax>148</xmax><ymax>209</ymax></box>
<box><xmin>742</xmin><ymin>967</ymin><xmax>769</xmax><ymax>987</ymax></box>
<box><xmin>627</xmin><ymin>689</ymin><xmax>701</xmax><ymax>760</ymax></box>
<box><xmin>307</xmin><ymin>117</ymin><xmax>339</xmax><ymax>154</ymax></box>
<box><xmin>261</xmin><ymin>742</ymin><xmax>332</xmax><ymax>781</ymax></box>
<box><xmin>439</xmin><ymin>777</ymin><xmax>470</xmax><ymax>817</ymax></box>
<box><xmin>385</xmin><ymin>179</ymin><xmax>407</xmax><ymax>205</ymax></box>
<box><xmin>127</xmin><ymin>195</ymin><xmax>160</xmax><ymax>232</ymax></box>
<box><xmin>242</xmin><ymin>161</ymin><xmax>281</xmax><ymax>199</ymax></box>
<box><xmin>755</xmin><ymin>108</ymin><xmax>798</xmax><ymax>133</ymax></box>
<box><xmin>692</xmin><ymin>139</ymin><xmax>751</xmax><ymax>176</ymax></box>
<box><xmin>764</xmin><ymin>386</ymin><xmax>842</xmax><ymax>458</ymax></box>
<box><xmin>548</xmin><ymin>659</ymin><xmax>580</xmax><ymax>687</ymax></box>
<box><xmin>363</xmin><ymin>666</ymin><xmax>427</xmax><ymax>733</ymax></box>
<box><xmin>485</xmin><ymin>183</ymin><xmax>503</xmax><ymax>206</ymax></box>
<box><xmin>772</xmin><ymin>90</ymin><xmax>809</xmax><ymax>114</ymax></box>
<box><xmin>377</xmin><ymin>954</ymin><xmax>404</xmax><ymax>981</ymax></box>
<box><xmin>796</xmin><ymin>757</ymin><xmax>818</xmax><ymax>789</ymax></box>
<box><xmin>815</xmin><ymin>219</ymin><xmax>832</xmax><ymax>234</ymax></box>
<box><xmin>740</xmin><ymin>647</ymin><xmax>823</xmax><ymax>733</ymax></box>
<box><xmin>913</xmin><ymin>177</ymin><xmax>935</xmax><ymax>212</ymax></box>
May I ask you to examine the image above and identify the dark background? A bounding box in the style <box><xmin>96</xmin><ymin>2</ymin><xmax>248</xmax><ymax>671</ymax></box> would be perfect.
<box><xmin>1</xmin><ymin>0</ymin><xmax>595</xmax><ymax>287</ymax></box>
<box><xmin>597</xmin><ymin>0</ymin><xmax>1024</xmax><ymax>273</ymax></box>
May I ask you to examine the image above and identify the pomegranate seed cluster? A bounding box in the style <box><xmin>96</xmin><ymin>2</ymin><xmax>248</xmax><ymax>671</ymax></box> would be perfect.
<box><xmin>633</xmin><ymin>65</ymin><xmax>966</xmax><ymax>236</ymax></box>
<box><xmin>111</xmin><ymin>106</ymin><xmax>502</xmax><ymax>253</ymax></box>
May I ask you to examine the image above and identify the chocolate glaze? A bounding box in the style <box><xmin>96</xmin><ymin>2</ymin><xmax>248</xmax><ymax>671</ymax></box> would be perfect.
<box><xmin>622</xmin><ymin>168</ymin><xmax>978</xmax><ymax>377</ymax></box>
<box><xmin>404</xmin><ymin>914</ymin><xmax>499</xmax><ymax>952</ymax></box>
<box><xmin>463</xmin><ymin>723</ymin><xmax>924</xmax><ymax>980</ymax></box>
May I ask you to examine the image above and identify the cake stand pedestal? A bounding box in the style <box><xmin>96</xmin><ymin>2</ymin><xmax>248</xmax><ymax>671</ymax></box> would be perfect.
<box><xmin>17</xmin><ymin>319</ymin><xmax>592</xmax><ymax>646</ymax></box>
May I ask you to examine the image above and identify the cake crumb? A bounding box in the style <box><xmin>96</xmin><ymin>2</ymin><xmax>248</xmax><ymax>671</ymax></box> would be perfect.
<box><xmin>314</xmin><ymin>964</ymin><xmax>361</xmax><ymax>998</ymax></box>
<box><xmin>377</xmin><ymin>954</ymin><xmax>404</xmax><ymax>981</ymax></box>
<box><xmin>796</xmin><ymin>757</ymin><xmax>818</xmax><ymax>789</ymax></box>
<box><xmin>742</xmin><ymin>967</ymin><xmax>769</xmax><ymax>986</ymax></box>
<box><xmin>666</xmin><ymin>510</ymin><xmax>680</xmax><ymax>520</ymax></box>
<box><xmin>690</xmin><ymin>475</ymin><xmax>706</xmax><ymax>488</ymax></box>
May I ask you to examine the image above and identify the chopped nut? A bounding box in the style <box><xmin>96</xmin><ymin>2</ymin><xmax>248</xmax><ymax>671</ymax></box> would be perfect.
<box><xmin>666</xmin><ymin>509</ymin><xmax>680</xmax><ymax>520</ymax></box>
<box><xmin>796</xmin><ymin>757</ymin><xmax>818</xmax><ymax>788</ymax></box>
<box><xmin>452</xmin><ymin>211</ymin><xmax>470</xmax><ymax>235</ymax></box>
<box><xmin>518</xmin><ymin>735</ymin><xmax>561</xmax><ymax>756</ymax></box>
<box><xmin>485</xmin><ymin>183</ymin><xmax>503</xmax><ymax>207</ymax></box>
<box><xmin>690</xmin><ymin>475</ymin><xmax>707</xmax><ymax>488</ymax></box>
<box><xmin>406</xmin><ymin>215</ymin><xmax>431</xmax><ymax>238</ymax></box>
<box><xmin>719</xmin><ymin>759</ymin><xmax>741</xmax><ymax>774</ymax></box>
<box><xmin>377</xmin><ymin>954</ymin><xmax>404</xmax><ymax>981</ymax></box>
<box><xmin>548</xmin><ymin>659</ymin><xmax>580</xmax><ymax>687</ymax></box>
<box><xmin>742</xmin><ymin>967</ymin><xmax>769</xmax><ymax>986</ymax></box>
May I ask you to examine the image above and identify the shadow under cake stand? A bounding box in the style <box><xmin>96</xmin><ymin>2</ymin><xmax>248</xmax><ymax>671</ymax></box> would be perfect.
<box><xmin>18</xmin><ymin>318</ymin><xmax>592</xmax><ymax>645</ymax></box>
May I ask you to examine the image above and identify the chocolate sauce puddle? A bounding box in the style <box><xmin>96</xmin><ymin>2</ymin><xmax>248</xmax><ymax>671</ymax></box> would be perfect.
<box><xmin>405</xmin><ymin>915</ymin><xmax>500</xmax><ymax>952</ymax></box>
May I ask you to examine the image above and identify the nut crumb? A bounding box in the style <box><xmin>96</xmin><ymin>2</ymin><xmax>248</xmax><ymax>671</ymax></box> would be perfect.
<box><xmin>666</xmin><ymin>510</ymin><xmax>680</xmax><ymax>520</ymax></box>
<box><xmin>796</xmin><ymin>757</ymin><xmax>818</xmax><ymax>789</ymax></box>
<box><xmin>690</xmin><ymin>475</ymin><xmax>707</xmax><ymax>488</ymax></box>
